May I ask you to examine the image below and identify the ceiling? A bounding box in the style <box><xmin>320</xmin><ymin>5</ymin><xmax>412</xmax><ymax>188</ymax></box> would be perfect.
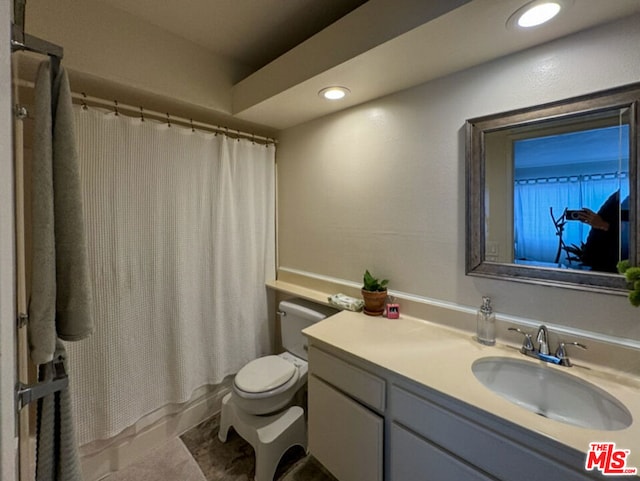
<box><xmin>516</xmin><ymin>125</ymin><xmax>629</xmax><ymax>170</ymax></box>
<box><xmin>94</xmin><ymin>0</ymin><xmax>640</xmax><ymax>130</ymax></box>
<box><xmin>95</xmin><ymin>0</ymin><xmax>369</xmax><ymax>72</ymax></box>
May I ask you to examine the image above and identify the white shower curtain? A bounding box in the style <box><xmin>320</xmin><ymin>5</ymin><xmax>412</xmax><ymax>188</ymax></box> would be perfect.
<box><xmin>68</xmin><ymin>106</ymin><xmax>276</xmax><ymax>445</ymax></box>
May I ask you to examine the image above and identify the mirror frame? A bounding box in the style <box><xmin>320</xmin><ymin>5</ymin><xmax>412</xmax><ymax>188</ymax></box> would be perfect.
<box><xmin>466</xmin><ymin>83</ymin><xmax>640</xmax><ymax>293</ymax></box>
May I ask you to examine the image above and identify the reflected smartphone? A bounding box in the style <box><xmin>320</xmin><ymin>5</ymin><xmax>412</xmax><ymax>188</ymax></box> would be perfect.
<box><xmin>565</xmin><ymin>209</ymin><xmax>583</xmax><ymax>220</ymax></box>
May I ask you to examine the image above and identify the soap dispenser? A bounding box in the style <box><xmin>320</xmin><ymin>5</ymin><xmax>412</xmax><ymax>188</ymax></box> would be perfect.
<box><xmin>476</xmin><ymin>296</ymin><xmax>496</xmax><ymax>346</ymax></box>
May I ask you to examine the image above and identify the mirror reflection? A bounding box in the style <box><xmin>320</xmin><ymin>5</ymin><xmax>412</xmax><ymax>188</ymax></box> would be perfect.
<box><xmin>486</xmin><ymin>108</ymin><xmax>630</xmax><ymax>273</ymax></box>
<box><xmin>466</xmin><ymin>83</ymin><xmax>640</xmax><ymax>292</ymax></box>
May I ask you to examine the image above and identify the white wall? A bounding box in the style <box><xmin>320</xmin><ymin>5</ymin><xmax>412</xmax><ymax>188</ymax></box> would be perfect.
<box><xmin>1</xmin><ymin>0</ymin><xmax>17</xmax><ymax>477</ymax></box>
<box><xmin>25</xmin><ymin>0</ymin><xmax>250</xmax><ymax>116</ymax></box>
<box><xmin>277</xmin><ymin>15</ymin><xmax>640</xmax><ymax>342</ymax></box>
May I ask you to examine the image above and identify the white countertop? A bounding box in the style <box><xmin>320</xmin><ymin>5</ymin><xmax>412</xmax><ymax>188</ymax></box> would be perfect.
<box><xmin>303</xmin><ymin>310</ymin><xmax>640</xmax><ymax>469</ymax></box>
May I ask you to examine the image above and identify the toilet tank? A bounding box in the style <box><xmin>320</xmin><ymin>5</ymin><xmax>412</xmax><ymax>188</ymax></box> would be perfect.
<box><xmin>279</xmin><ymin>298</ymin><xmax>338</xmax><ymax>360</ymax></box>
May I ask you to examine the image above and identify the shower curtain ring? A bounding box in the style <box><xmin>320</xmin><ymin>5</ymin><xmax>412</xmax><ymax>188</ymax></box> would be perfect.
<box><xmin>113</xmin><ymin>100</ymin><xmax>119</xmax><ymax>116</ymax></box>
<box><xmin>166</xmin><ymin>113</ymin><xmax>171</xmax><ymax>127</ymax></box>
<box><xmin>190</xmin><ymin>119</ymin><xmax>195</xmax><ymax>132</ymax></box>
<box><xmin>81</xmin><ymin>92</ymin><xmax>88</xmax><ymax>110</ymax></box>
<box><xmin>139</xmin><ymin>106</ymin><xmax>145</xmax><ymax>122</ymax></box>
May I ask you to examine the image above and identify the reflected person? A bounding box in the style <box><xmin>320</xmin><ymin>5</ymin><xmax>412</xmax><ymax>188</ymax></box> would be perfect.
<box><xmin>575</xmin><ymin>190</ymin><xmax>628</xmax><ymax>273</ymax></box>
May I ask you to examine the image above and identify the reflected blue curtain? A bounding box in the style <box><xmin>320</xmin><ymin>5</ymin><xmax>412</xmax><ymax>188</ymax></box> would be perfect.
<box><xmin>514</xmin><ymin>174</ymin><xmax>626</xmax><ymax>265</ymax></box>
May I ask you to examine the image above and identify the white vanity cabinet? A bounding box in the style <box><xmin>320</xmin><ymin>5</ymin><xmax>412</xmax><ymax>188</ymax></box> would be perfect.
<box><xmin>389</xmin><ymin>383</ymin><xmax>597</xmax><ymax>481</ymax></box>
<box><xmin>307</xmin><ymin>346</ymin><xmax>385</xmax><ymax>481</ymax></box>
<box><xmin>307</xmin><ymin>342</ymin><xmax>614</xmax><ymax>481</ymax></box>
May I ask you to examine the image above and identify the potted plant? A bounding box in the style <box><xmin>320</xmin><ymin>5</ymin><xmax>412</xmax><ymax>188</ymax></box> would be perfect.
<box><xmin>361</xmin><ymin>270</ymin><xmax>389</xmax><ymax>316</ymax></box>
<box><xmin>617</xmin><ymin>260</ymin><xmax>640</xmax><ymax>306</ymax></box>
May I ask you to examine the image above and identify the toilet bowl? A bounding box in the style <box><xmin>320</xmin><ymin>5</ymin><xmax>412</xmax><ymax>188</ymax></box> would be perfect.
<box><xmin>229</xmin><ymin>298</ymin><xmax>337</xmax><ymax>416</ymax></box>
<box><xmin>218</xmin><ymin>298</ymin><xmax>338</xmax><ymax>481</ymax></box>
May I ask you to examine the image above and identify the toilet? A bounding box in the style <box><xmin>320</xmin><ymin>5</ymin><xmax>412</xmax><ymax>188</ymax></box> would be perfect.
<box><xmin>218</xmin><ymin>298</ymin><xmax>337</xmax><ymax>481</ymax></box>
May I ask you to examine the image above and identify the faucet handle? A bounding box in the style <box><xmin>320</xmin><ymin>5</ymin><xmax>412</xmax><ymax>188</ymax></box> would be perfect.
<box><xmin>508</xmin><ymin>327</ymin><xmax>535</xmax><ymax>354</ymax></box>
<box><xmin>555</xmin><ymin>341</ymin><xmax>587</xmax><ymax>367</ymax></box>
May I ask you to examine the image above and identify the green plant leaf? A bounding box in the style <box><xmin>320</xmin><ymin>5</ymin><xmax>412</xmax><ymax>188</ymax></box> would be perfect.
<box><xmin>362</xmin><ymin>270</ymin><xmax>389</xmax><ymax>292</ymax></box>
<box><xmin>629</xmin><ymin>289</ymin><xmax>640</xmax><ymax>307</ymax></box>
<box><xmin>625</xmin><ymin>267</ymin><xmax>640</xmax><ymax>283</ymax></box>
<box><xmin>617</xmin><ymin>259</ymin><xmax>631</xmax><ymax>274</ymax></box>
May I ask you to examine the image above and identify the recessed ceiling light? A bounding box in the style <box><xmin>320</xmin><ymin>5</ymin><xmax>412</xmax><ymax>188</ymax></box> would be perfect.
<box><xmin>318</xmin><ymin>86</ymin><xmax>350</xmax><ymax>100</ymax></box>
<box><xmin>507</xmin><ymin>0</ymin><xmax>570</xmax><ymax>30</ymax></box>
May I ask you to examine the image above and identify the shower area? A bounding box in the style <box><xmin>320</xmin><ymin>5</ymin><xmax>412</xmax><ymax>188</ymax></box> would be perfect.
<box><xmin>10</xmin><ymin>2</ymin><xmax>278</xmax><ymax>479</ymax></box>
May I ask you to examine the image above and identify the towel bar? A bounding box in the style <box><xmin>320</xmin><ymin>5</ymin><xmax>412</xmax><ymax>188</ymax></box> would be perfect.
<box><xmin>15</xmin><ymin>360</ymin><xmax>68</xmax><ymax>412</ymax></box>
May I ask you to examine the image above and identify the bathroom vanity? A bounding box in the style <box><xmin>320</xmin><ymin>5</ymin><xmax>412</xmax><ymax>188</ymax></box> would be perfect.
<box><xmin>303</xmin><ymin>310</ymin><xmax>640</xmax><ymax>481</ymax></box>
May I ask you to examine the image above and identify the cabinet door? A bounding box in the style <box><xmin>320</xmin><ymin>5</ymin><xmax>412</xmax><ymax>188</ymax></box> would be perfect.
<box><xmin>308</xmin><ymin>375</ymin><xmax>383</xmax><ymax>481</ymax></box>
<box><xmin>390</xmin><ymin>424</ymin><xmax>494</xmax><ymax>481</ymax></box>
<box><xmin>391</xmin><ymin>386</ymin><xmax>590</xmax><ymax>481</ymax></box>
<box><xmin>309</xmin><ymin>346</ymin><xmax>385</xmax><ymax>411</ymax></box>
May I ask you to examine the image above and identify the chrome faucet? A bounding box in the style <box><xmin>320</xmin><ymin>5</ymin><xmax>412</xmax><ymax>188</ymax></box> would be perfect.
<box><xmin>535</xmin><ymin>325</ymin><xmax>549</xmax><ymax>355</ymax></box>
<box><xmin>508</xmin><ymin>325</ymin><xmax>587</xmax><ymax>367</ymax></box>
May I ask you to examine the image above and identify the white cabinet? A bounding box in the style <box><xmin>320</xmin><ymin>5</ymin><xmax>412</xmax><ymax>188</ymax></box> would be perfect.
<box><xmin>389</xmin><ymin>384</ymin><xmax>600</xmax><ymax>481</ymax></box>
<box><xmin>306</xmin><ymin>342</ymin><xmax>603</xmax><ymax>481</ymax></box>
<box><xmin>390</xmin><ymin>423</ymin><xmax>494</xmax><ymax>481</ymax></box>
<box><xmin>308</xmin><ymin>375</ymin><xmax>384</xmax><ymax>481</ymax></box>
<box><xmin>309</xmin><ymin>346</ymin><xmax>385</xmax><ymax>411</ymax></box>
<box><xmin>307</xmin><ymin>346</ymin><xmax>385</xmax><ymax>481</ymax></box>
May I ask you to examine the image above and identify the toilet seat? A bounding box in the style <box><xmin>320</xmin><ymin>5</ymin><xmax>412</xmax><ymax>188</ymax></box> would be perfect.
<box><xmin>234</xmin><ymin>355</ymin><xmax>299</xmax><ymax>400</ymax></box>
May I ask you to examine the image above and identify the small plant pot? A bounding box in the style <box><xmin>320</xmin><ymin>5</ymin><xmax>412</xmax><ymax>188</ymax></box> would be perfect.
<box><xmin>361</xmin><ymin>289</ymin><xmax>388</xmax><ymax>316</ymax></box>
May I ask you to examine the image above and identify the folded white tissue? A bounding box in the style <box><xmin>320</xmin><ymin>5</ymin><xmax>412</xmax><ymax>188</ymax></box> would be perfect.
<box><xmin>328</xmin><ymin>293</ymin><xmax>364</xmax><ymax>312</ymax></box>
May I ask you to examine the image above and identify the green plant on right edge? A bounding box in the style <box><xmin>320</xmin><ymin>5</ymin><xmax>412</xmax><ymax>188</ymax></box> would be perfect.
<box><xmin>362</xmin><ymin>270</ymin><xmax>389</xmax><ymax>292</ymax></box>
<box><xmin>617</xmin><ymin>260</ymin><xmax>640</xmax><ymax>306</ymax></box>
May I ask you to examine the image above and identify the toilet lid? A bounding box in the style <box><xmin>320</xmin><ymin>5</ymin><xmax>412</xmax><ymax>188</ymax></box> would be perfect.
<box><xmin>235</xmin><ymin>355</ymin><xmax>297</xmax><ymax>393</ymax></box>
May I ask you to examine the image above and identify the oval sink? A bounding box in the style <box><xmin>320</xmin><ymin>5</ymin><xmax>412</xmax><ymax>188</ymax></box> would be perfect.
<box><xmin>472</xmin><ymin>356</ymin><xmax>632</xmax><ymax>431</ymax></box>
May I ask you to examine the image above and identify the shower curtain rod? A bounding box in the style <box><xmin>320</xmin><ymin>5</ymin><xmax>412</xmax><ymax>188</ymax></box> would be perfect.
<box><xmin>14</xmin><ymin>78</ymin><xmax>277</xmax><ymax>144</ymax></box>
<box><xmin>73</xmin><ymin>92</ymin><xmax>278</xmax><ymax>145</ymax></box>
